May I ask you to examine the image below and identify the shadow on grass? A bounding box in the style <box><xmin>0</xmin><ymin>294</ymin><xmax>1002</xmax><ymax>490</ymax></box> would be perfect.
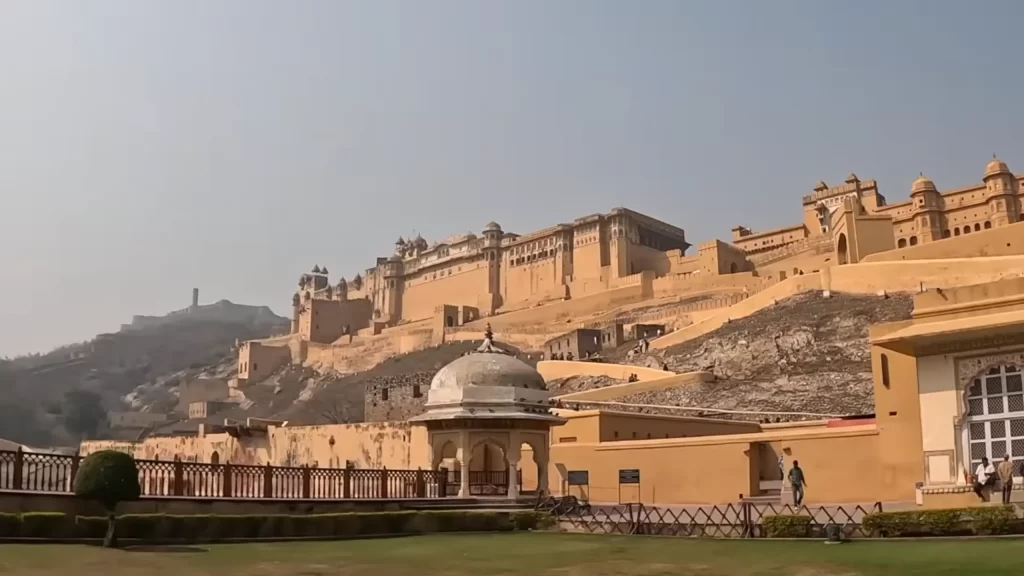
<box><xmin>121</xmin><ymin>545</ymin><xmax>208</xmax><ymax>554</ymax></box>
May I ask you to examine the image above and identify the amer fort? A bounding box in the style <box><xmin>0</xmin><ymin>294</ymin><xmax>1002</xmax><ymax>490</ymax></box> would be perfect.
<box><xmin>64</xmin><ymin>156</ymin><xmax>1024</xmax><ymax>512</ymax></box>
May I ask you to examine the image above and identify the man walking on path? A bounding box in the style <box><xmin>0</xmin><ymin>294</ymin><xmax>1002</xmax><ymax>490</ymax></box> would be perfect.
<box><xmin>788</xmin><ymin>461</ymin><xmax>807</xmax><ymax>508</ymax></box>
<box><xmin>998</xmin><ymin>454</ymin><xmax>1014</xmax><ymax>504</ymax></box>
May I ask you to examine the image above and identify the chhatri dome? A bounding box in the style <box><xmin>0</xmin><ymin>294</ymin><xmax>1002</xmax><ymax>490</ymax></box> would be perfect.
<box><xmin>430</xmin><ymin>353</ymin><xmax>546</xmax><ymax>391</ymax></box>
<box><xmin>412</xmin><ymin>331</ymin><xmax>561</xmax><ymax>422</ymax></box>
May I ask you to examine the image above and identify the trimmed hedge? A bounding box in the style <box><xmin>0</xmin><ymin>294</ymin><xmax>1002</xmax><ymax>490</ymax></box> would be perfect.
<box><xmin>0</xmin><ymin>510</ymin><xmax>550</xmax><ymax>541</ymax></box>
<box><xmin>862</xmin><ymin>506</ymin><xmax>1020</xmax><ymax>537</ymax></box>
<box><xmin>762</xmin><ymin>515</ymin><xmax>813</xmax><ymax>538</ymax></box>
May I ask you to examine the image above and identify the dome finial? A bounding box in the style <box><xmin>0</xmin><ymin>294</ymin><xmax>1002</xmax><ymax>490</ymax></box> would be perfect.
<box><xmin>476</xmin><ymin>323</ymin><xmax>505</xmax><ymax>354</ymax></box>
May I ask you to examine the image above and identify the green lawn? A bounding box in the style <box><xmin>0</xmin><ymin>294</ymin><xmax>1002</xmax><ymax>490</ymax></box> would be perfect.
<box><xmin>2</xmin><ymin>533</ymin><xmax>1024</xmax><ymax>576</ymax></box>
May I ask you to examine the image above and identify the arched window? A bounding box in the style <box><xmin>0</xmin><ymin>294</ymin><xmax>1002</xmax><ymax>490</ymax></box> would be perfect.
<box><xmin>898</xmin><ymin>238</ymin><xmax>907</xmax><ymax>248</ymax></box>
<box><xmin>942</xmin><ymin>230</ymin><xmax>951</xmax><ymax>238</ymax></box>
<box><xmin>974</xmin><ymin>223</ymin><xmax>981</xmax><ymax>232</ymax></box>
<box><xmin>880</xmin><ymin>354</ymin><xmax>890</xmax><ymax>388</ymax></box>
<box><xmin>965</xmin><ymin>364</ymin><xmax>1024</xmax><ymax>473</ymax></box>
<box><xmin>985</xmin><ymin>221</ymin><xmax>992</xmax><ymax>229</ymax></box>
<box><xmin>964</xmin><ymin>226</ymin><xmax>971</xmax><ymax>234</ymax></box>
<box><xmin>909</xmin><ymin>236</ymin><xmax>918</xmax><ymax>246</ymax></box>
<box><xmin>955</xmin><ymin>228</ymin><xmax>961</xmax><ymax>236</ymax></box>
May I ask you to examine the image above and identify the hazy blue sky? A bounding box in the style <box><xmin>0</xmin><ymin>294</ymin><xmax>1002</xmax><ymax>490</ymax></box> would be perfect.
<box><xmin>2</xmin><ymin>0</ymin><xmax>1022</xmax><ymax>357</ymax></box>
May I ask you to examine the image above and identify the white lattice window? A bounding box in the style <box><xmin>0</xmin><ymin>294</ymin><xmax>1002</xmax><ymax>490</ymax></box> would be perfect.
<box><xmin>964</xmin><ymin>364</ymin><xmax>1024</xmax><ymax>476</ymax></box>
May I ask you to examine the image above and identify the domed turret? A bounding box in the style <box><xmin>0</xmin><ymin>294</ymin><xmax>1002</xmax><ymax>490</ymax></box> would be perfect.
<box><xmin>983</xmin><ymin>156</ymin><xmax>1018</xmax><ymax>227</ymax></box>
<box><xmin>484</xmin><ymin>221</ymin><xmax>502</xmax><ymax>232</ymax></box>
<box><xmin>911</xmin><ymin>174</ymin><xmax>937</xmax><ymax>194</ymax></box>
<box><xmin>985</xmin><ymin>156</ymin><xmax>1011</xmax><ymax>179</ymax></box>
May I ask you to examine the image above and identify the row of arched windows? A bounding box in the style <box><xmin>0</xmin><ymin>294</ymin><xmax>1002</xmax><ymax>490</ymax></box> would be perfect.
<box><xmin>898</xmin><ymin>221</ymin><xmax>994</xmax><ymax>247</ymax></box>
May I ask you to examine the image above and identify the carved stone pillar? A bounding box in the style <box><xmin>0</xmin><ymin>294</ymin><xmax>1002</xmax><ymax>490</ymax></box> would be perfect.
<box><xmin>456</xmin><ymin>430</ymin><xmax>470</xmax><ymax>498</ymax></box>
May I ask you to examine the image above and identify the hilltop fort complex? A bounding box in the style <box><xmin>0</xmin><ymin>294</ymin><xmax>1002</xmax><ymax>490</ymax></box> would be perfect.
<box><xmin>78</xmin><ymin>157</ymin><xmax>1024</xmax><ymax>510</ymax></box>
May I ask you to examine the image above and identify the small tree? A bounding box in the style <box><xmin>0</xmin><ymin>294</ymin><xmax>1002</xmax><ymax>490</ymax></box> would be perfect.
<box><xmin>74</xmin><ymin>451</ymin><xmax>141</xmax><ymax>547</ymax></box>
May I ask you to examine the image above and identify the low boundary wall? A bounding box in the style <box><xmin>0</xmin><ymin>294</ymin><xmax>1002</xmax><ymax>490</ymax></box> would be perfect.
<box><xmin>537</xmin><ymin>361</ymin><xmax>672</xmax><ymax>383</ymax></box>
<box><xmin>554</xmin><ymin>371</ymin><xmax>714</xmax><ymax>402</ymax></box>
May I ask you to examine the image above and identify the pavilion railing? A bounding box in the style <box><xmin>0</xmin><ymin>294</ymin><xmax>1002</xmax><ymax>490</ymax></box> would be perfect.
<box><xmin>0</xmin><ymin>448</ymin><xmax>447</xmax><ymax>500</ymax></box>
<box><xmin>444</xmin><ymin>470</ymin><xmax>524</xmax><ymax>496</ymax></box>
<box><xmin>549</xmin><ymin>501</ymin><xmax>883</xmax><ymax>539</ymax></box>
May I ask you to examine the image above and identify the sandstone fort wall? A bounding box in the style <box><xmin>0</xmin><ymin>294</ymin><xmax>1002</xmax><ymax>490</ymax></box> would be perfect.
<box><xmin>862</xmin><ymin>220</ymin><xmax>1024</xmax><ymax>263</ymax></box>
<box><xmin>403</xmin><ymin>262</ymin><xmax>490</xmax><ymax>322</ymax></box>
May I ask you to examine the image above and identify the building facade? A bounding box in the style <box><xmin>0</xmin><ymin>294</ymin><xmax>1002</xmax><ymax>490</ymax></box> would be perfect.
<box><xmin>289</xmin><ymin>208</ymin><xmax>697</xmax><ymax>343</ymax></box>
<box><xmin>732</xmin><ymin>158</ymin><xmax>1024</xmax><ymax>258</ymax></box>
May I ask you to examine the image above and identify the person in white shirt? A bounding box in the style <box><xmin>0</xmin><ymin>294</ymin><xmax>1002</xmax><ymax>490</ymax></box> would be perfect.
<box><xmin>973</xmin><ymin>457</ymin><xmax>997</xmax><ymax>500</ymax></box>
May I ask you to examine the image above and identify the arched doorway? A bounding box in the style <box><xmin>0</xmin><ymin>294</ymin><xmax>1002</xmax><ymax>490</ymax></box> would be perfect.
<box><xmin>729</xmin><ymin>262</ymin><xmax>738</xmax><ymax>274</ymax></box>
<box><xmin>432</xmin><ymin>440</ymin><xmax>463</xmax><ymax>497</ymax></box>
<box><xmin>836</xmin><ymin>233</ymin><xmax>849</xmax><ymax>265</ymax></box>
<box><xmin>446</xmin><ymin>315</ymin><xmax>455</xmax><ymax>327</ymax></box>
<box><xmin>468</xmin><ymin>439</ymin><xmax>508</xmax><ymax>496</ymax></box>
<box><xmin>516</xmin><ymin>436</ymin><xmax>548</xmax><ymax>495</ymax></box>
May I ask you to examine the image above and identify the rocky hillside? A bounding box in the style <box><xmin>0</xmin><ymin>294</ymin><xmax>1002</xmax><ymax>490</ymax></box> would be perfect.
<box><xmin>608</xmin><ymin>291</ymin><xmax>914</xmax><ymax>419</ymax></box>
<box><xmin>0</xmin><ymin>304</ymin><xmax>288</xmax><ymax>448</ymax></box>
<box><xmin>138</xmin><ymin>340</ymin><xmax>537</xmax><ymax>435</ymax></box>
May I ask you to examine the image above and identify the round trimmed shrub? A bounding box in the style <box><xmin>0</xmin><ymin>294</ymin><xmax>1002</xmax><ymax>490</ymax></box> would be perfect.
<box><xmin>74</xmin><ymin>450</ymin><xmax>141</xmax><ymax>547</ymax></box>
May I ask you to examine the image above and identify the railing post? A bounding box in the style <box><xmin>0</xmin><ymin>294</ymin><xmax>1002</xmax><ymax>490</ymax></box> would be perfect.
<box><xmin>69</xmin><ymin>454</ymin><xmax>80</xmax><ymax>493</ymax></box>
<box><xmin>12</xmin><ymin>448</ymin><xmax>24</xmax><ymax>491</ymax></box>
<box><xmin>343</xmin><ymin>467</ymin><xmax>351</xmax><ymax>499</ymax></box>
<box><xmin>222</xmin><ymin>462</ymin><xmax>233</xmax><ymax>498</ymax></box>
<box><xmin>415</xmin><ymin>468</ymin><xmax>425</xmax><ymax>498</ymax></box>
<box><xmin>742</xmin><ymin>502</ymin><xmax>751</xmax><ymax>539</ymax></box>
<box><xmin>262</xmin><ymin>463</ymin><xmax>273</xmax><ymax>498</ymax></box>
<box><xmin>302</xmin><ymin>465</ymin><xmax>311</xmax><ymax>499</ymax></box>
<box><xmin>172</xmin><ymin>456</ymin><xmax>184</xmax><ymax>496</ymax></box>
<box><xmin>380</xmin><ymin>467</ymin><xmax>389</xmax><ymax>499</ymax></box>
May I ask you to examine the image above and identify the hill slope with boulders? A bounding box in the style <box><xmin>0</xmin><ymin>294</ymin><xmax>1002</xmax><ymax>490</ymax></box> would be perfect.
<box><xmin>606</xmin><ymin>291</ymin><xmax>914</xmax><ymax>419</ymax></box>
<box><xmin>138</xmin><ymin>339</ymin><xmax>536</xmax><ymax>435</ymax></box>
<box><xmin>0</xmin><ymin>303</ymin><xmax>288</xmax><ymax>448</ymax></box>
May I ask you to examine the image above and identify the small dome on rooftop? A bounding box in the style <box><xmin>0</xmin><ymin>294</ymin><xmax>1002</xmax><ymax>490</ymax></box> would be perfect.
<box><xmin>484</xmin><ymin>221</ymin><xmax>502</xmax><ymax>232</ymax></box>
<box><xmin>985</xmin><ymin>157</ymin><xmax>1011</xmax><ymax>179</ymax></box>
<box><xmin>911</xmin><ymin>174</ymin><xmax>937</xmax><ymax>194</ymax></box>
<box><xmin>430</xmin><ymin>353</ymin><xmax>546</xmax><ymax>391</ymax></box>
